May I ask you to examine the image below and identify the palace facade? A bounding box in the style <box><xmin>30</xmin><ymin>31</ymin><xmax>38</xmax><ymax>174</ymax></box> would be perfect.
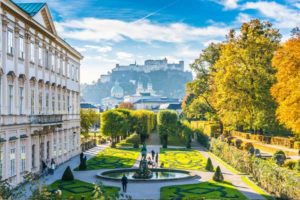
<box><xmin>0</xmin><ymin>1</ymin><xmax>82</xmax><ymax>186</ymax></box>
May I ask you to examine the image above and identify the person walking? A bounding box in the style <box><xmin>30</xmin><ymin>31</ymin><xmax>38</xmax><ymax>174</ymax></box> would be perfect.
<box><xmin>155</xmin><ymin>153</ymin><xmax>159</xmax><ymax>166</ymax></box>
<box><xmin>151</xmin><ymin>150</ymin><xmax>155</xmax><ymax>160</ymax></box>
<box><xmin>50</xmin><ymin>159</ymin><xmax>56</xmax><ymax>175</ymax></box>
<box><xmin>121</xmin><ymin>174</ymin><xmax>128</xmax><ymax>193</ymax></box>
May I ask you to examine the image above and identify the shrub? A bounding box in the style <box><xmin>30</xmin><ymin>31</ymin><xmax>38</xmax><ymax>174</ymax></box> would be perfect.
<box><xmin>205</xmin><ymin>158</ymin><xmax>214</xmax><ymax>171</ymax></box>
<box><xmin>78</xmin><ymin>152</ymin><xmax>87</xmax><ymax>171</ymax></box>
<box><xmin>242</xmin><ymin>142</ymin><xmax>254</xmax><ymax>151</ymax></box>
<box><xmin>210</xmin><ymin>139</ymin><xmax>300</xmax><ymax>199</ymax></box>
<box><xmin>213</xmin><ymin>166</ymin><xmax>223</xmax><ymax>182</ymax></box>
<box><xmin>283</xmin><ymin>160</ymin><xmax>296</xmax><ymax>170</ymax></box>
<box><xmin>61</xmin><ymin>166</ymin><xmax>74</xmax><ymax>181</ymax></box>
<box><xmin>254</xmin><ymin>149</ymin><xmax>261</xmax><ymax>158</ymax></box>
<box><xmin>235</xmin><ymin>139</ymin><xmax>243</xmax><ymax>149</ymax></box>
<box><xmin>272</xmin><ymin>150</ymin><xmax>286</xmax><ymax>166</ymax></box>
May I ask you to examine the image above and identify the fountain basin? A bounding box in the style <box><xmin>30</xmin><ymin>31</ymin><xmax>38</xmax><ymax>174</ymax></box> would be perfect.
<box><xmin>97</xmin><ymin>168</ymin><xmax>199</xmax><ymax>182</ymax></box>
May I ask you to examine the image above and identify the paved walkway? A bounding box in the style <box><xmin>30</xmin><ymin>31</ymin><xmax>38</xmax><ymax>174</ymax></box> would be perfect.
<box><xmin>23</xmin><ymin>137</ymin><xmax>266</xmax><ymax>200</ymax></box>
<box><xmin>191</xmin><ymin>140</ymin><xmax>265</xmax><ymax>200</ymax></box>
<box><xmin>22</xmin><ymin>144</ymin><xmax>109</xmax><ymax>199</ymax></box>
<box><xmin>234</xmin><ymin>136</ymin><xmax>299</xmax><ymax>159</ymax></box>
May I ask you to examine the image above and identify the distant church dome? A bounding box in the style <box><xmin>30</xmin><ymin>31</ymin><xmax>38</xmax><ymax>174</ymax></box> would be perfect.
<box><xmin>111</xmin><ymin>81</ymin><xmax>124</xmax><ymax>98</ymax></box>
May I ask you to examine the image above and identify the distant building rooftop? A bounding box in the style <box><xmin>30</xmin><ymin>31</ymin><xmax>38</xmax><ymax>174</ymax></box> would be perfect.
<box><xmin>80</xmin><ymin>102</ymin><xmax>97</xmax><ymax>109</ymax></box>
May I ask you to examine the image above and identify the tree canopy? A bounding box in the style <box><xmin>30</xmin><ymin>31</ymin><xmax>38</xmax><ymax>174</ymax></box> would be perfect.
<box><xmin>271</xmin><ymin>35</ymin><xmax>300</xmax><ymax>135</ymax></box>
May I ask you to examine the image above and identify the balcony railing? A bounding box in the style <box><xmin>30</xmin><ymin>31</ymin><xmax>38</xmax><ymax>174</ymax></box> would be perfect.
<box><xmin>30</xmin><ymin>115</ymin><xmax>63</xmax><ymax>124</ymax></box>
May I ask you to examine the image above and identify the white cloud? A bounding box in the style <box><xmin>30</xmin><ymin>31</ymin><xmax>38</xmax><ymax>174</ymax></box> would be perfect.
<box><xmin>222</xmin><ymin>0</ymin><xmax>239</xmax><ymax>9</ymax></box>
<box><xmin>55</xmin><ymin>18</ymin><xmax>229</xmax><ymax>44</ymax></box>
<box><xmin>242</xmin><ymin>1</ymin><xmax>300</xmax><ymax>28</ymax></box>
<box><xmin>84</xmin><ymin>45</ymin><xmax>112</xmax><ymax>53</ymax></box>
<box><xmin>116</xmin><ymin>52</ymin><xmax>134</xmax><ymax>60</ymax></box>
<box><xmin>235</xmin><ymin>13</ymin><xmax>252</xmax><ymax>24</ymax></box>
<box><xmin>212</xmin><ymin>0</ymin><xmax>239</xmax><ymax>9</ymax></box>
<box><xmin>203</xmin><ymin>39</ymin><xmax>222</xmax><ymax>47</ymax></box>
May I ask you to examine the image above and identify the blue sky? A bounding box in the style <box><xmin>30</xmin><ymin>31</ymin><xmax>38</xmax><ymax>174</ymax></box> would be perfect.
<box><xmin>16</xmin><ymin>0</ymin><xmax>300</xmax><ymax>83</ymax></box>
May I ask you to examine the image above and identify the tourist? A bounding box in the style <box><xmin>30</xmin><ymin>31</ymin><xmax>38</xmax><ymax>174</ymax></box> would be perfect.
<box><xmin>155</xmin><ymin>153</ymin><xmax>159</xmax><ymax>164</ymax></box>
<box><xmin>151</xmin><ymin>150</ymin><xmax>155</xmax><ymax>160</ymax></box>
<box><xmin>50</xmin><ymin>159</ymin><xmax>56</xmax><ymax>175</ymax></box>
<box><xmin>121</xmin><ymin>174</ymin><xmax>128</xmax><ymax>192</ymax></box>
<box><xmin>42</xmin><ymin>161</ymin><xmax>48</xmax><ymax>176</ymax></box>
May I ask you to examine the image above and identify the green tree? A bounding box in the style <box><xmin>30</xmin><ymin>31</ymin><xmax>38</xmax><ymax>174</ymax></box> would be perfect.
<box><xmin>157</xmin><ymin>110</ymin><xmax>178</xmax><ymax>148</ymax></box>
<box><xmin>80</xmin><ymin>109</ymin><xmax>99</xmax><ymax>135</ymax></box>
<box><xmin>101</xmin><ymin>110</ymin><xmax>126</xmax><ymax>145</ymax></box>
<box><xmin>211</xmin><ymin>19</ymin><xmax>281</xmax><ymax>132</ymax></box>
<box><xmin>213</xmin><ymin>166</ymin><xmax>224</xmax><ymax>182</ymax></box>
<box><xmin>184</xmin><ymin>43</ymin><xmax>221</xmax><ymax>120</ymax></box>
<box><xmin>205</xmin><ymin>157</ymin><xmax>214</xmax><ymax>172</ymax></box>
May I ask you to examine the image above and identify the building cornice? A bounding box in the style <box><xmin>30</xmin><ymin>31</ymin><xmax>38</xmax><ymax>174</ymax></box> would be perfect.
<box><xmin>1</xmin><ymin>1</ymin><xmax>83</xmax><ymax>60</ymax></box>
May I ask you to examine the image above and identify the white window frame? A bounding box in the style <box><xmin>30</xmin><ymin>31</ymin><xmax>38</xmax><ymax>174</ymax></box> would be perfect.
<box><xmin>10</xmin><ymin>148</ymin><xmax>16</xmax><ymax>176</ymax></box>
<box><xmin>21</xmin><ymin>146</ymin><xmax>26</xmax><ymax>172</ymax></box>
<box><xmin>19</xmin><ymin>36</ymin><xmax>24</xmax><ymax>59</ymax></box>
<box><xmin>7</xmin><ymin>29</ymin><xmax>13</xmax><ymax>55</ymax></box>
<box><xmin>30</xmin><ymin>43</ymin><xmax>35</xmax><ymax>62</ymax></box>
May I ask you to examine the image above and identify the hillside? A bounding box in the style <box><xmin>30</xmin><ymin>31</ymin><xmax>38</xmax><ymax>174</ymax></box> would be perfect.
<box><xmin>81</xmin><ymin>69</ymin><xmax>193</xmax><ymax>104</ymax></box>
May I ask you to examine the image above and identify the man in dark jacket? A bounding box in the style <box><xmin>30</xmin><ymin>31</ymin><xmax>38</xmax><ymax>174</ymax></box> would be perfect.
<box><xmin>121</xmin><ymin>174</ymin><xmax>128</xmax><ymax>192</ymax></box>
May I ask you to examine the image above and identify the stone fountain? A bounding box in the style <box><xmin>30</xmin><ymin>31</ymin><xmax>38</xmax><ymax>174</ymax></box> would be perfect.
<box><xmin>133</xmin><ymin>143</ymin><xmax>153</xmax><ymax>179</ymax></box>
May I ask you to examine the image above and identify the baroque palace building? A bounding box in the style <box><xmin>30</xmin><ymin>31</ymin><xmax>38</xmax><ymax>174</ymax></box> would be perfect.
<box><xmin>0</xmin><ymin>1</ymin><xmax>82</xmax><ymax>185</ymax></box>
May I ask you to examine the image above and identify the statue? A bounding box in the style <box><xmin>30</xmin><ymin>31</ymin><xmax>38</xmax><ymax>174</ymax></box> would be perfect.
<box><xmin>133</xmin><ymin>143</ymin><xmax>153</xmax><ymax>179</ymax></box>
<box><xmin>141</xmin><ymin>143</ymin><xmax>147</xmax><ymax>160</ymax></box>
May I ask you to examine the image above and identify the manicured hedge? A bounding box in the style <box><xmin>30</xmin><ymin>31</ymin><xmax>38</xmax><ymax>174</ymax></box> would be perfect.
<box><xmin>231</xmin><ymin>131</ymin><xmax>298</xmax><ymax>149</ymax></box>
<box><xmin>190</xmin><ymin>121</ymin><xmax>220</xmax><ymax>137</ymax></box>
<box><xmin>210</xmin><ymin>139</ymin><xmax>300</xmax><ymax>199</ymax></box>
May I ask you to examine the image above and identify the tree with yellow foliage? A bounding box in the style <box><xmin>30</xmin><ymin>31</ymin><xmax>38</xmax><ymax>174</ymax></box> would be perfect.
<box><xmin>271</xmin><ymin>34</ymin><xmax>300</xmax><ymax>135</ymax></box>
<box><xmin>211</xmin><ymin>20</ymin><xmax>281</xmax><ymax>132</ymax></box>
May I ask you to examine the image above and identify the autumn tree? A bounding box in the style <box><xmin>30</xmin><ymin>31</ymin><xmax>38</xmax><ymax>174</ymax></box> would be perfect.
<box><xmin>118</xmin><ymin>102</ymin><xmax>134</xmax><ymax>110</ymax></box>
<box><xmin>211</xmin><ymin>20</ymin><xmax>281</xmax><ymax>132</ymax></box>
<box><xmin>271</xmin><ymin>34</ymin><xmax>300</xmax><ymax>135</ymax></box>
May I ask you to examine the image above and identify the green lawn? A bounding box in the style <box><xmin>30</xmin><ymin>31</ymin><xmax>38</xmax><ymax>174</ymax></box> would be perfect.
<box><xmin>77</xmin><ymin>148</ymin><xmax>140</xmax><ymax>170</ymax></box>
<box><xmin>49</xmin><ymin>179</ymin><xmax>119</xmax><ymax>200</ymax></box>
<box><xmin>160</xmin><ymin>180</ymin><xmax>247</xmax><ymax>200</ymax></box>
<box><xmin>160</xmin><ymin>148</ymin><xmax>207</xmax><ymax>171</ymax></box>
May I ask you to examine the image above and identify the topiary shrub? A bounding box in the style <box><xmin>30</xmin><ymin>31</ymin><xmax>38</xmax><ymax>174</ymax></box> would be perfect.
<box><xmin>283</xmin><ymin>160</ymin><xmax>296</xmax><ymax>170</ymax></box>
<box><xmin>61</xmin><ymin>166</ymin><xmax>74</xmax><ymax>181</ymax></box>
<box><xmin>272</xmin><ymin>150</ymin><xmax>286</xmax><ymax>166</ymax></box>
<box><xmin>248</xmin><ymin>146</ymin><xmax>255</xmax><ymax>156</ymax></box>
<box><xmin>235</xmin><ymin>139</ymin><xmax>243</xmax><ymax>149</ymax></box>
<box><xmin>205</xmin><ymin>158</ymin><xmax>214</xmax><ymax>172</ymax></box>
<box><xmin>78</xmin><ymin>153</ymin><xmax>87</xmax><ymax>171</ymax></box>
<box><xmin>213</xmin><ymin>166</ymin><xmax>224</xmax><ymax>182</ymax></box>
